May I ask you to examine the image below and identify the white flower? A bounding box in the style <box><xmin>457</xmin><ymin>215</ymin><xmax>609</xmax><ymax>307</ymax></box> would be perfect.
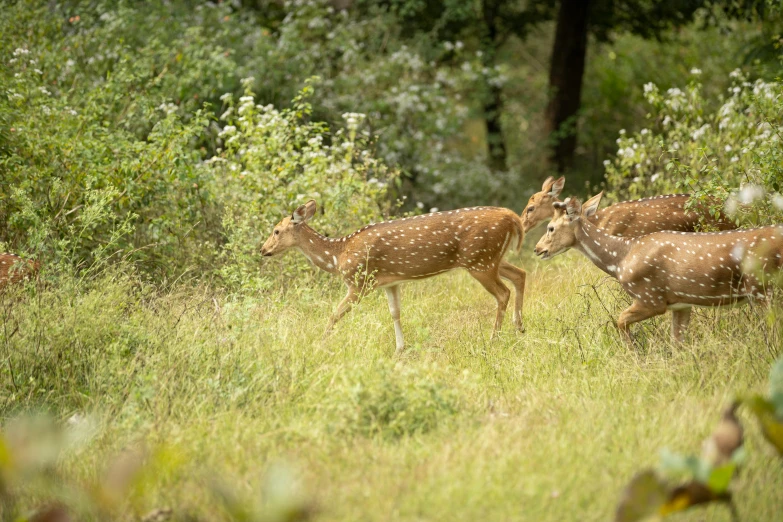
<box><xmin>219</xmin><ymin>92</ymin><xmax>232</xmax><ymax>102</ymax></box>
<box><xmin>731</xmin><ymin>156</ymin><xmax>739</xmax><ymax>163</ymax></box>
<box><xmin>640</xmin><ymin>129</ymin><xmax>649</xmax><ymax>135</ymax></box>
<box><xmin>619</xmin><ymin>129</ymin><xmax>626</xmax><ymax>135</ymax></box>
<box><xmin>724</xmin><ymin>145</ymin><xmax>732</xmax><ymax>152</ymax></box>
<box><xmin>651</xmin><ymin>172</ymin><xmax>661</xmax><ymax>182</ymax></box>
<box><xmin>603</xmin><ymin>159</ymin><xmax>611</xmax><ymax>167</ymax></box>
<box><xmin>691</xmin><ymin>124</ymin><xmax>710</xmax><ymax>141</ymax></box>
<box><xmin>771</xmin><ymin>193</ymin><xmax>783</xmax><ymax>211</ymax></box>
<box><xmin>662</xmin><ymin>116</ymin><xmax>672</xmax><ymax>126</ymax></box>
<box><xmin>724</xmin><ymin>197</ymin><xmax>739</xmax><ymax>216</ymax></box>
<box><xmin>690</xmin><ymin>67</ymin><xmax>702</xmax><ymax>75</ymax></box>
<box><xmin>38</xmin><ymin>86</ymin><xmax>51</xmax><ymax>96</ymax></box>
<box><xmin>416</xmin><ymin>201</ymin><xmax>424</xmax><ymax>209</ymax></box>
<box><xmin>729</xmin><ymin>69</ymin><xmax>742</xmax><ymax>79</ymax></box>
<box><xmin>643</xmin><ymin>82</ymin><xmax>655</xmax><ymax>94</ymax></box>
<box><xmin>219</xmin><ymin>125</ymin><xmax>237</xmax><ymax>137</ymax></box>
<box><xmin>429</xmin><ymin>208</ymin><xmax>439</xmax><ymax>213</ymax></box>
<box><xmin>13</xmin><ymin>48</ymin><xmax>30</xmax><ymax>56</ymax></box>
<box><xmin>738</xmin><ymin>184</ymin><xmax>764</xmax><ymax>204</ymax></box>
<box><xmin>455</xmin><ymin>41</ymin><xmax>464</xmax><ymax>50</ymax></box>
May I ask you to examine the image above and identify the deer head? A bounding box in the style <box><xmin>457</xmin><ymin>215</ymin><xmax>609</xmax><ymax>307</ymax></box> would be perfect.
<box><xmin>534</xmin><ymin>192</ymin><xmax>603</xmax><ymax>260</ymax></box>
<box><xmin>260</xmin><ymin>200</ymin><xmax>318</xmax><ymax>257</ymax></box>
<box><xmin>520</xmin><ymin>176</ymin><xmax>565</xmax><ymax>232</ymax></box>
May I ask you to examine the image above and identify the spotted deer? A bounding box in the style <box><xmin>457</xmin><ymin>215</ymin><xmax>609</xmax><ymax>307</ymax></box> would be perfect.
<box><xmin>534</xmin><ymin>192</ymin><xmax>783</xmax><ymax>344</ymax></box>
<box><xmin>520</xmin><ymin>176</ymin><xmax>735</xmax><ymax>235</ymax></box>
<box><xmin>261</xmin><ymin>200</ymin><xmax>526</xmax><ymax>353</ymax></box>
<box><xmin>0</xmin><ymin>253</ymin><xmax>40</xmax><ymax>290</ymax></box>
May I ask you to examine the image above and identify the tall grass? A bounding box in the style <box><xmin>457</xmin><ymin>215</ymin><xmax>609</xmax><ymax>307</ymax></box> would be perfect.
<box><xmin>1</xmin><ymin>245</ymin><xmax>781</xmax><ymax>521</ymax></box>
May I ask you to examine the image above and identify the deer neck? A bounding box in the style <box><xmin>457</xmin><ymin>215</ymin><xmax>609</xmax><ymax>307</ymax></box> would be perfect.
<box><xmin>296</xmin><ymin>225</ymin><xmax>345</xmax><ymax>275</ymax></box>
<box><xmin>573</xmin><ymin>219</ymin><xmax>631</xmax><ymax>276</ymax></box>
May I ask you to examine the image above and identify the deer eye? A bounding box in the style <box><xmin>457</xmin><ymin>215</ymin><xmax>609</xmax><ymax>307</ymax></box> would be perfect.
<box><xmin>527</xmin><ymin>206</ymin><xmax>535</xmax><ymax>213</ymax></box>
<box><xmin>274</xmin><ymin>229</ymin><xmax>280</xmax><ymax>236</ymax></box>
<box><xmin>547</xmin><ymin>226</ymin><xmax>554</xmax><ymax>233</ymax></box>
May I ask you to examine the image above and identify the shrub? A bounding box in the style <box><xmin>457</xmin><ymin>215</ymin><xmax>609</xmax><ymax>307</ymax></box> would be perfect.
<box><xmin>207</xmin><ymin>78</ymin><xmax>398</xmax><ymax>291</ymax></box>
<box><xmin>604</xmin><ymin>69</ymin><xmax>783</xmax><ymax>227</ymax></box>
<box><xmin>324</xmin><ymin>361</ymin><xmax>461</xmax><ymax>440</ymax></box>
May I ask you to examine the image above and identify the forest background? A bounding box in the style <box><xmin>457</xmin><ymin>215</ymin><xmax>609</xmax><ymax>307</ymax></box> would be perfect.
<box><xmin>2</xmin><ymin>1</ymin><xmax>783</xmax><ymax>521</ymax></box>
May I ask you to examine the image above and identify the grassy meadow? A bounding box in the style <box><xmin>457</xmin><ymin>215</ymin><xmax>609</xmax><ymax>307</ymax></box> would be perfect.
<box><xmin>2</xmin><ymin>235</ymin><xmax>782</xmax><ymax>521</ymax></box>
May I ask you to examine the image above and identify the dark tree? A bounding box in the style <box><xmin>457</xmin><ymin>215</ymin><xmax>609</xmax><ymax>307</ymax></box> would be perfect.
<box><xmin>545</xmin><ymin>0</ymin><xmax>767</xmax><ymax>172</ymax></box>
<box><xmin>545</xmin><ymin>0</ymin><xmax>590</xmax><ymax>173</ymax></box>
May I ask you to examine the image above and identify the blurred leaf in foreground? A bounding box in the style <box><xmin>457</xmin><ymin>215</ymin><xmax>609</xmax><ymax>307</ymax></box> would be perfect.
<box><xmin>615</xmin><ymin>401</ymin><xmax>744</xmax><ymax>522</ymax></box>
<box><xmin>614</xmin><ymin>470</ymin><xmax>668</xmax><ymax>522</ymax></box>
<box><xmin>742</xmin><ymin>394</ymin><xmax>783</xmax><ymax>456</ymax></box>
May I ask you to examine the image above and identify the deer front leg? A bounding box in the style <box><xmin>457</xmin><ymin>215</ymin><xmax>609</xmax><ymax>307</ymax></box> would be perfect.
<box><xmin>671</xmin><ymin>307</ymin><xmax>692</xmax><ymax>343</ymax></box>
<box><xmin>384</xmin><ymin>285</ymin><xmax>405</xmax><ymax>355</ymax></box>
<box><xmin>323</xmin><ymin>285</ymin><xmax>359</xmax><ymax>339</ymax></box>
<box><xmin>499</xmin><ymin>262</ymin><xmax>526</xmax><ymax>332</ymax></box>
<box><xmin>617</xmin><ymin>300</ymin><xmax>666</xmax><ymax>347</ymax></box>
<box><xmin>469</xmin><ymin>269</ymin><xmax>511</xmax><ymax>339</ymax></box>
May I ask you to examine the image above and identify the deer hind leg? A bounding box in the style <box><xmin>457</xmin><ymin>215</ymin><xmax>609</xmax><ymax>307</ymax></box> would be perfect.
<box><xmin>384</xmin><ymin>285</ymin><xmax>405</xmax><ymax>355</ymax></box>
<box><xmin>324</xmin><ymin>285</ymin><xmax>360</xmax><ymax>339</ymax></box>
<box><xmin>617</xmin><ymin>300</ymin><xmax>666</xmax><ymax>347</ymax></box>
<box><xmin>671</xmin><ymin>307</ymin><xmax>692</xmax><ymax>343</ymax></box>
<box><xmin>469</xmin><ymin>269</ymin><xmax>511</xmax><ymax>338</ymax></box>
<box><xmin>499</xmin><ymin>262</ymin><xmax>526</xmax><ymax>332</ymax></box>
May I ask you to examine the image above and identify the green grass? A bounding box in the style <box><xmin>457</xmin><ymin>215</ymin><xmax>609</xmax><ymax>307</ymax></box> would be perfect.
<box><xmin>1</xmin><ymin>247</ymin><xmax>782</xmax><ymax>521</ymax></box>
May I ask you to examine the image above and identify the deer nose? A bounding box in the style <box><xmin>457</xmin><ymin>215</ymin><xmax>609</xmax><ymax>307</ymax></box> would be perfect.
<box><xmin>534</xmin><ymin>247</ymin><xmax>547</xmax><ymax>257</ymax></box>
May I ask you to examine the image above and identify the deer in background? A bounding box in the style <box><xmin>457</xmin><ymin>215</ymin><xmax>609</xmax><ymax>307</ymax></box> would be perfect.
<box><xmin>520</xmin><ymin>176</ymin><xmax>735</xmax><ymax>236</ymax></box>
<box><xmin>0</xmin><ymin>253</ymin><xmax>40</xmax><ymax>291</ymax></box>
<box><xmin>261</xmin><ymin>200</ymin><xmax>527</xmax><ymax>354</ymax></box>
<box><xmin>534</xmin><ymin>192</ymin><xmax>783</xmax><ymax>344</ymax></box>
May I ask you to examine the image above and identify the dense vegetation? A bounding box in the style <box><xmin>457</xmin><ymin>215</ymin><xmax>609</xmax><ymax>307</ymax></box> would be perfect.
<box><xmin>1</xmin><ymin>1</ymin><xmax>783</xmax><ymax>521</ymax></box>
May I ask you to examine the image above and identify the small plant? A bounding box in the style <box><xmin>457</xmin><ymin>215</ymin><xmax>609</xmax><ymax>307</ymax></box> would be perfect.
<box><xmin>326</xmin><ymin>361</ymin><xmax>460</xmax><ymax>440</ymax></box>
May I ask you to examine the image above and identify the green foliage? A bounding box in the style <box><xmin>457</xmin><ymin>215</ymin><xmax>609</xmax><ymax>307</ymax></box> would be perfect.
<box><xmin>325</xmin><ymin>361</ymin><xmax>461</xmax><ymax>439</ymax></box>
<box><xmin>209</xmin><ymin>78</ymin><xmax>397</xmax><ymax>290</ymax></box>
<box><xmin>0</xmin><ymin>1</ymin><xmax>226</xmax><ymax>272</ymax></box>
<box><xmin>604</xmin><ymin>69</ymin><xmax>783</xmax><ymax>226</ymax></box>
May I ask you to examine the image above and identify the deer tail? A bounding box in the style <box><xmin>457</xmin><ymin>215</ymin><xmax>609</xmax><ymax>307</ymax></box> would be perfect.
<box><xmin>510</xmin><ymin>214</ymin><xmax>525</xmax><ymax>254</ymax></box>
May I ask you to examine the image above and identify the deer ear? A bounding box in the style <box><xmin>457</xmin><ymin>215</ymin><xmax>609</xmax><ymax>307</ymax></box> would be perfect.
<box><xmin>292</xmin><ymin>200</ymin><xmax>317</xmax><ymax>224</ymax></box>
<box><xmin>582</xmin><ymin>191</ymin><xmax>603</xmax><ymax>218</ymax></box>
<box><xmin>541</xmin><ymin>176</ymin><xmax>555</xmax><ymax>192</ymax></box>
<box><xmin>564</xmin><ymin>197</ymin><xmax>581</xmax><ymax>222</ymax></box>
<box><xmin>549</xmin><ymin>176</ymin><xmax>565</xmax><ymax>197</ymax></box>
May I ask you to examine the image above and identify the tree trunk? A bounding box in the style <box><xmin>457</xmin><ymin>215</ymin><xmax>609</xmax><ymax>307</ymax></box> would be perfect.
<box><xmin>484</xmin><ymin>82</ymin><xmax>507</xmax><ymax>172</ymax></box>
<box><xmin>482</xmin><ymin>1</ymin><xmax>506</xmax><ymax>172</ymax></box>
<box><xmin>545</xmin><ymin>0</ymin><xmax>590</xmax><ymax>172</ymax></box>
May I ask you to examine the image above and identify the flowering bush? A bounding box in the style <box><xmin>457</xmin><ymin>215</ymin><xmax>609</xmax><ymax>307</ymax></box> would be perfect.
<box><xmin>604</xmin><ymin>69</ymin><xmax>783</xmax><ymax>226</ymax></box>
<box><xmin>207</xmin><ymin>78</ymin><xmax>398</xmax><ymax>290</ymax></box>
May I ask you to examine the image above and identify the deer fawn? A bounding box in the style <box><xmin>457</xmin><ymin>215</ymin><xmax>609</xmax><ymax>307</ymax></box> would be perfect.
<box><xmin>261</xmin><ymin>200</ymin><xmax>526</xmax><ymax>353</ymax></box>
<box><xmin>534</xmin><ymin>192</ymin><xmax>783</xmax><ymax>344</ymax></box>
<box><xmin>520</xmin><ymin>176</ymin><xmax>735</xmax><ymax>235</ymax></box>
<box><xmin>0</xmin><ymin>253</ymin><xmax>40</xmax><ymax>290</ymax></box>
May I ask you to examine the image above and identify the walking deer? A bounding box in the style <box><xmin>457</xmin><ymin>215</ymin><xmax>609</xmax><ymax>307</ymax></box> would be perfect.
<box><xmin>534</xmin><ymin>192</ymin><xmax>783</xmax><ymax>344</ymax></box>
<box><xmin>0</xmin><ymin>253</ymin><xmax>40</xmax><ymax>290</ymax></box>
<box><xmin>520</xmin><ymin>176</ymin><xmax>735</xmax><ymax>235</ymax></box>
<box><xmin>261</xmin><ymin>200</ymin><xmax>526</xmax><ymax>353</ymax></box>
